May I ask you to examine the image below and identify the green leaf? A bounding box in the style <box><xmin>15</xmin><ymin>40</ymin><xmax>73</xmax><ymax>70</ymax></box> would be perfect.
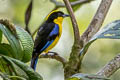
<box><xmin>0</xmin><ymin>55</ymin><xmax>43</xmax><ymax>80</ymax></box>
<box><xmin>70</xmin><ymin>0</ymin><xmax>81</xmax><ymax>11</ymax></box>
<box><xmin>0</xmin><ymin>30</ymin><xmax>2</xmax><ymax>43</ymax></box>
<box><xmin>0</xmin><ymin>72</ymin><xmax>10</xmax><ymax>80</ymax></box>
<box><xmin>0</xmin><ymin>24</ymin><xmax>23</xmax><ymax>60</ymax></box>
<box><xmin>67</xmin><ymin>73</ymin><xmax>110</xmax><ymax>80</ymax></box>
<box><xmin>80</xmin><ymin>20</ymin><xmax>120</xmax><ymax>59</ymax></box>
<box><xmin>0</xmin><ymin>43</ymin><xmax>14</xmax><ymax>57</ymax></box>
<box><xmin>0</xmin><ymin>23</ymin><xmax>33</xmax><ymax>62</ymax></box>
<box><xmin>16</xmin><ymin>26</ymin><xmax>34</xmax><ymax>62</ymax></box>
<box><xmin>70</xmin><ymin>0</ymin><xmax>94</xmax><ymax>11</ymax></box>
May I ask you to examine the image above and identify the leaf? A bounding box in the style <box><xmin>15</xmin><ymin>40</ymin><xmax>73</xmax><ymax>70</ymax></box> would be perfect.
<box><xmin>0</xmin><ymin>55</ymin><xmax>43</xmax><ymax>80</ymax></box>
<box><xmin>25</xmin><ymin>0</ymin><xmax>33</xmax><ymax>26</ymax></box>
<box><xmin>67</xmin><ymin>73</ymin><xmax>110</xmax><ymax>80</ymax></box>
<box><xmin>70</xmin><ymin>0</ymin><xmax>94</xmax><ymax>11</ymax></box>
<box><xmin>25</xmin><ymin>0</ymin><xmax>33</xmax><ymax>34</ymax></box>
<box><xmin>80</xmin><ymin>20</ymin><xmax>120</xmax><ymax>59</ymax></box>
<box><xmin>0</xmin><ymin>30</ymin><xmax>2</xmax><ymax>43</ymax></box>
<box><xmin>70</xmin><ymin>0</ymin><xmax>81</xmax><ymax>11</ymax></box>
<box><xmin>0</xmin><ymin>43</ymin><xmax>14</xmax><ymax>57</ymax></box>
<box><xmin>16</xmin><ymin>26</ymin><xmax>34</xmax><ymax>62</ymax></box>
<box><xmin>0</xmin><ymin>24</ymin><xmax>23</xmax><ymax>60</ymax></box>
<box><xmin>0</xmin><ymin>72</ymin><xmax>10</xmax><ymax>80</ymax></box>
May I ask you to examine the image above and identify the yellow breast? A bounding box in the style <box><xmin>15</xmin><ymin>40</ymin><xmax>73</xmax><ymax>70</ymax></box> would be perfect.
<box><xmin>44</xmin><ymin>17</ymin><xmax>63</xmax><ymax>53</ymax></box>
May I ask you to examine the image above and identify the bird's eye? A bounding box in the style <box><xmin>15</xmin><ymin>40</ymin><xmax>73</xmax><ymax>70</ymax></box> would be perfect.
<box><xmin>58</xmin><ymin>13</ymin><xmax>62</xmax><ymax>16</ymax></box>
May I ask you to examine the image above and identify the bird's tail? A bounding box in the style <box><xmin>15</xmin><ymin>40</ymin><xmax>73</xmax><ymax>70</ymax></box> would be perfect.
<box><xmin>30</xmin><ymin>55</ymin><xmax>39</xmax><ymax>70</ymax></box>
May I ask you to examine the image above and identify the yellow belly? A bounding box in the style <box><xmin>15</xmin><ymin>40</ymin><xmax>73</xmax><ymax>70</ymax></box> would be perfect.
<box><xmin>44</xmin><ymin>36</ymin><xmax>60</xmax><ymax>52</ymax></box>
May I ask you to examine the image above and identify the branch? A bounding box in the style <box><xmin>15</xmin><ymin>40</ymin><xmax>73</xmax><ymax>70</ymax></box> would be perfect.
<box><xmin>39</xmin><ymin>52</ymin><xmax>67</xmax><ymax>66</ymax></box>
<box><xmin>63</xmin><ymin>0</ymin><xmax>83</xmax><ymax>78</ymax></box>
<box><xmin>63</xmin><ymin>0</ymin><xmax>80</xmax><ymax>45</ymax></box>
<box><xmin>25</xmin><ymin>0</ymin><xmax>33</xmax><ymax>35</ymax></box>
<box><xmin>96</xmin><ymin>53</ymin><xmax>120</xmax><ymax>78</ymax></box>
<box><xmin>81</xmin><ymin>0</ymin><xmax>113</xmax><ymax>45</ymax></box>
<box><xmin>63</xmin><ymin>0</ymin><xmax>113</xmax><ymax>78</ymax></box>
<box><xmin>51</xmin><ymin>0</ymin><xmax>94</xmax><ymax>7</ymax></box>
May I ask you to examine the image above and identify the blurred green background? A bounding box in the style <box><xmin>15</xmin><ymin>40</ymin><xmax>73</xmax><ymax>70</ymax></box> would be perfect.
<box><xmin>0</xmin><ymin>0</ymin><xmax>120</xmax><ymax>80</ymax></box>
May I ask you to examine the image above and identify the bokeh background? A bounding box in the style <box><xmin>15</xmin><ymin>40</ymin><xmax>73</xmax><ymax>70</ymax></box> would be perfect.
<box><xmin>0</xmin><ymin>0</ymin><xmax>120</xmax><ymax>80</ymax></box>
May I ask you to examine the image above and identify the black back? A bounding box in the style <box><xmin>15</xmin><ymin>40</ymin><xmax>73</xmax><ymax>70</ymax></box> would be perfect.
<box><xmin>33</xmin><ymin>21</ymin><xmax>55</xmax><ymax>56</ymax></box>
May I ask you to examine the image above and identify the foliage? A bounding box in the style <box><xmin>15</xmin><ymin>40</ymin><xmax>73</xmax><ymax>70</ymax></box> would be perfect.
<box><xmin>80</xmin><ymin>20</ymin><xmax>120</xmax><ymax>60</ymax></box>
<box><xmin>0</xmin><ymin>23</ymin><xmax>33</xmax><ymax>62</ymax></box>
<box><xmin>16</xmin><ymin>26</ymin><xmax>34</xmax><ymax>62</ymax></box>
<box><xmin>0</xmin><ymin>56</ymin><xmax>42</xmax><ymax>80</ymax></box>
<box><xmin>69</xmin><ymin>0</ymin><xmax>94</xmax><ymax>11</ymax></box>
<box><xmin>0</xmin><ymin>21</ymin><xmax>42</xmax><ymax>80</ymax></box>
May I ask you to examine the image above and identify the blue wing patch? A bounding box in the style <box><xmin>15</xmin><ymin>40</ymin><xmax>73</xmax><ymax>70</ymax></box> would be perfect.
<box><xmin>49</xmin><ymin>24</ymin><xmax>59</xmax><ymax>36</ymax></box>
<box><xmin>40</xmin><ymin>40</ymin><xmax>54</xmax><ymax>52</ymax></box>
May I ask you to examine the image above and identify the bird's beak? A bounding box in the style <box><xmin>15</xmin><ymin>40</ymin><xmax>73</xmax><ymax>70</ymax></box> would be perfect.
<box><xmin>62</xmin><ymin>14</ymin><xmax>69</xmax><ymax>18</ymax></box>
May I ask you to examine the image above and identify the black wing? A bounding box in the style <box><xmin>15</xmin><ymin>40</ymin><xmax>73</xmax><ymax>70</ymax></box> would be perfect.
<box><xmin>33</xmin><ymin>22</ymin><xmax>58</xmax><ymax>54</ymax></box>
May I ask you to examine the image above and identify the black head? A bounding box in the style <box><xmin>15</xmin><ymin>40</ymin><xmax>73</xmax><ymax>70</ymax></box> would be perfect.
<box><xmin>46</xmin><ymin>10</ymin><xmax>69</xmax><ymax>22</ymax></box>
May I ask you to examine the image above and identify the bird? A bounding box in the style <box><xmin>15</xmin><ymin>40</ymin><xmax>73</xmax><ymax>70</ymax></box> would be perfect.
<box><xmin>30</xmin><ymin>10</ymin><xmax>69</xmax><ymax>70</ymax></box>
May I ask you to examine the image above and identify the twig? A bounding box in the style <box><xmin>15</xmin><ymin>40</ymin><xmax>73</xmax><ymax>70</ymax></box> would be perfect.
<box><xmin>39</xmin><ymin>52</ymin><xmax>67</xmax><ymax>66</ymax></box>
<box><xmin>81</xmin><ymin>0</ymin><xmax>113</xmax><ymax>45</ymax></box>
<box><xmin>97</xmin><ymin>53</ymin><xmax>120</xmax><ymax>78</ymax></box>
<box><xmin>63</xmin><ymin>0</ymin><xmax>80</xmax><ymax>44</ymax></box>
<box><xmin>25</xmin><ymin>0</ymin><xmax>33</xmax><ymax>35</ymax></box>
<box><xmin>51</xmin><ymin>0</ymin><xmax>94</xmax><ymax>7</ymax></box>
